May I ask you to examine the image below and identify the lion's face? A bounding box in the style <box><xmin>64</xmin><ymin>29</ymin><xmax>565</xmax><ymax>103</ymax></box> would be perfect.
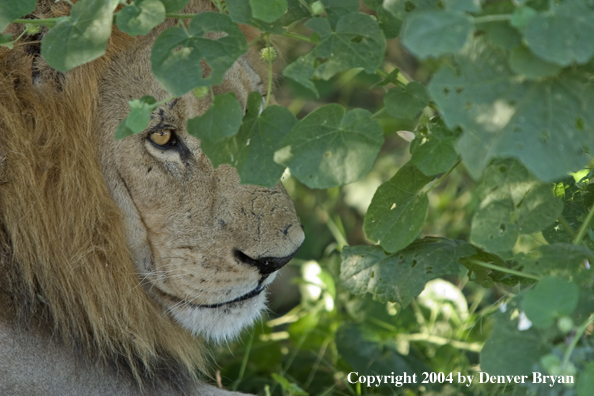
<box><xmin>95</xmin><ymin>30</ymin><xmax>304</xmax><ymax>342</ymax></box>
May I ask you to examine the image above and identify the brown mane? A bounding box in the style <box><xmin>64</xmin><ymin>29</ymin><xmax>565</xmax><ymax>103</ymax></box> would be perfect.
<box><xmin>0</xmin><ymin>1</ymin><xmax>209</xmax><ymax>389</ymax></box>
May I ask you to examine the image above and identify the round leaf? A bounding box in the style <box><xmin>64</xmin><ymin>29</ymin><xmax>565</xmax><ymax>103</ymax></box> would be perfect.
<box><xmin>249</xmin><ymin>0</ymin><xmax>287</xmax><ymax>23</ymax></box>
<box><xmin>187</xmin><ymin>93</ymin><xmax>243</xmax><ymax>142</ymax></box>
<box><xmin>116</xmin><ymin>0</ymin><xmax>166</xmax><ymax>37</ymax></box>
<box><xmin>578</xmin><ymin>362</ymin><xmax>594</xmax><ymax>396</ymax></box>
<box><xmin>525</xmin><ymin>0</ymin><xmax>594</xmax><ymax>67</ymax></box>
<box><xmin>384</xmin><ymin>82</ymin><xmax>430</xmax><ymax>119</ymax></box>
<box><xmin>161</xmin><ymin>0</ymin><xmax>189</xmax><ymax>13</ymax></box>
<box><xmin>340</xmin><ymin>239</ymin><xmax>475</xmax><ymax>306</ymax></box>
<box><xmin>364</xmin><ymin>163</ymin><xmax>433</xmax><ymax>252</ymax></box>
<box><xmin>411</xmin><ymin>138</ymin><xmax>458</xmax><ymax>176</ymax></box>
<box><xmin>521</xmin><ymin>277</ymin><xmax>579</xmax><ymax>329</ymax></box>
<box><xmin>0</xmin><ymin>0</ymin><xmax>36</xmax><ymax>32</ymax></box>
<box><xmin>481</xmin><ymin>311</ymin><xmax>548</xmax><ymax>376</ymax></box>
<box><xmin>41</xmin><ymin>0</ymin><xmax>114</xmax><ymax>72</ymax></box>
<box><xmin>202</xmin><ymin>102</ymin><xmax>297</xmax><ymax>187</ymax></box>
<box><xmin>509</xmin><ymin>46</ymin><xmax>562</xmax><ymax>80</ymax></box>
<box><xmin>428</xmin><ymin>38</ymin><xmax>594</xmax><ymax>181</ymax></box>
<box><xmin>151</xmin><ymin>12</ymin><xmax>247</xmax><ymax>96</ymax></box>
<box><xmin>401</xmin><ymin>10</ymin><xmax>473</xmax><ymax>59</ymax></box>
<box><xmin>275</xmin><ymin>104</ymin><xmax>384</xmax><ymax>189</ymax></box>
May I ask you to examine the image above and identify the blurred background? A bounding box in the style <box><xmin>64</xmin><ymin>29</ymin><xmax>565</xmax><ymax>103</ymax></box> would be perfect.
<box><xmin>212</xmin><ymin>5</ymin><xmax>520</xmax><ymax>395</ymax></box>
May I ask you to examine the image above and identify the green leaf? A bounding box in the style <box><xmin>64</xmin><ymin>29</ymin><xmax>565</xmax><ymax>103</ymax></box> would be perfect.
<box><xmin>482</xmin><ymin>19</ymin><xmax>521</xmax><ymax>50</ymax></box>
<box><xmin>282</xmin><ymin>56</ymin><xmax>319</xmax><ymax>97</ymax></box>
<box><xmin>578</xmin><ymin>362</ymin><xmax>594</xmax><ymax>396</ymax></box>
<box><xmin>0</xmin><ymin>33</ymin><xmax>13</xmax><ymax>49</ymax></box>
<box><xmin>151</xmin><ymin>12</ymin><xmax>247</xmax><ymax>96</ymax></box>
<box><xmin>444</xmin><ymin>0</ymin><xmax>480</xmax><ymax>13</ymax></box>
<box><xmin>340</xmin><ymin>238</ymin><xmax>475</xmax><ymax>306</ymax></box>
<box><xmin>116</xmin><ymin>0</ymin><xmax>166</xmax><ymax>37</ymax></box>
<box><xmin>543</xmin><ymin>179</ymin><xmax>594</xmax><ymax>249</ymax></box>
<box><xmin>225</xmin><ymin>0</ymin><xmax>253</xmax><ymax>24</ymax></box>
<box><xmin>115</xmin><ymin>121</ymin><xmax>135</xmax><ymax>140</ymax></box>
<box><xmin>362</xmin><ymin>0</ymin><xmax>402</xmax><ymax>38</ymax></box>
<box><xmin>471</xmin><ymin>198</ymin><xmax>519</xmax><ymax>254</ymax></box>
<box><xmin>533</xmin><ymin>243</ymin><xmax>594</xmax><ymax>274</ymax></box>
<box><xmin>322</xmin><ymin>0</ymin><xmax>360</xmax><ymax>27</ymax></box>
<box><xmin>275</xmin><ymin>104</ymin><xmax>384</xmax><ymax>189</ymax></box>
<box><xmin>470</xmin><ymin>160</ymin><xmax>562</xmax><ymax>252</ymax></box>
<box><xmin>384</xmin><ymin>82</ymin><xmax>430</xmax><ymax>119</ymax></box>
<box><xmin>249</xmin><ymin>0</ymin><xmax>287</xmax><ymax>23</ymax></box>
<box><xmin>401</xmin><ymin>10</ymin><xmax>473</xmax><ymax>59</ymax></box>
<box><xmin>0</xmin><ymin>0</ymin><xmax>36</xmax><ymax>32</ymax></box>
<box><xmin>283</xmin><ymin>13</ymin><xmax>386</xmax><ymax>87</ymax></box>
<box><xmin>382</xmin><ymin>0</ymin><xmax>440</xmax><ymax>17</ymax></box>
<box><xmin>202</xmin><ymin>97</ymin><xmax>297</xmax><ymax>187</ymax></box>
<box><xmin>525</xmin><ymin>0</ymin><xmax>594</xmax><ymax>67</ymax></box>
<box><xmin>459</xmin><ymin>249</ymin><xmax>521</xmax><ymax>287</ymax></box>
<box><xmin>125</xmin><ymin>95</ymin><xmax>157</xmax><ymax>134</ymax></box>
<box><xmin>509</xmin><ymin>46</ymin><xmax>562</xmax><ymax>80</ymax></box>
<box><xmin>271</xmin><ymin>374</ymin><xmax>308</xmax><ymax>396</ymax></box>
<box><xmin>187</xmin><ymin>93</ymin><xmax>242</xmax><ymax>142</ymax></box>
<box><xmin>481</xmin><ymin>310</ymin><xmax>548</xmax><ymax>376</ymax></box>
<box><xmin>225</xmin><ymin>0</ymin><xmax>292</xmax><ymax>33</ymax></box>
<box><xmin>377</xmin><ymin>6</ymin><xmax>402</xmax><ymax>39</ymax></box>
<box><xmin>364</xmin><ymin>163</ymin><xmax>433</xmax><ymax>252</ymax></box>
<box><xmin>522</xmin><ymin>277</ymin><xmax>579</xmax><ymax>329</ymax></box>
<box><xmin>428</xmin><ymin>37</ymin><xmax>594</xmax><ymax>181</ymax></box>
<box><xmin>41</xmin><ymin>0</ymin><xmax>114</xmax><ymax>72</ymax></box>
<box><xmin>510</xmin><ymin>6</ymin><xmax>537</xmax><ymax>29</ymax></box>
<box><xmin>161</xmin><ymin>0</ymin><xmax>189</xmax><ymax>13</ymax></box>
<box><xmin>411</xmin><ymin>138</ymin><xmax>458</xmax><ymax>176</ymax></box>
<box><xmin>336</xmin><ymin>324</ymin><xmax>429</xmax><ymax>383</ymax></box>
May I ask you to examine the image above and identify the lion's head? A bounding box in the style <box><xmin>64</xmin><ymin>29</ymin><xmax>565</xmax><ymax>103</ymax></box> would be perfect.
<box><xmin>0</xmin><ymin>0</ymin><xmax>303</xmax><ymax>389</ymax></box>
<box><xmin>97</xmin><ymin>7</ymin><xmax>304</xmax><ymax>342</ymax></box>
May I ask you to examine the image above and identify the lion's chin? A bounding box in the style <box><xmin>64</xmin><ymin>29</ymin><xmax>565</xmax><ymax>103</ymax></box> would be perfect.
<box><xmin>168</xmin><ymin>291</ymin><xmax>268</xmax><ymax>343</ymax></box>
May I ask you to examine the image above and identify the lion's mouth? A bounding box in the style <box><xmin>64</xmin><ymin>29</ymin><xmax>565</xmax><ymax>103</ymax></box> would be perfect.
<box><xmin>199</xmin><ymin>283</ymin><xmax>266</xmax><ymax>308</ymax></box>
<box><xmin>156</xmin><ymin>283</ymin><xmax>267</xmax><ymax>309</ymax></box>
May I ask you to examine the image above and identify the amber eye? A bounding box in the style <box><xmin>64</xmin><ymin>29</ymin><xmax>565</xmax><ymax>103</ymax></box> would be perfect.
<box><xmin>149</xmin><ymin>130</ymin><xmax>175</xmax><ymax>148</ymax></box>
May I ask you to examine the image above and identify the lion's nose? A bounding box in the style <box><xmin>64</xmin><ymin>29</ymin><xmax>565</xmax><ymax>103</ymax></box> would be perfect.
<box><xmin>235</xmin><ymin>245</ymin><xmax>301</xmax><ymax>275</ymax></box>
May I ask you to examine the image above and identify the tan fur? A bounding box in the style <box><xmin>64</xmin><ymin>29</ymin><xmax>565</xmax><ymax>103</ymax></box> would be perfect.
<box><xmin>0</xmin><ymin>1</ymin><xmax>303</xmax><ymax>394</ymax></box>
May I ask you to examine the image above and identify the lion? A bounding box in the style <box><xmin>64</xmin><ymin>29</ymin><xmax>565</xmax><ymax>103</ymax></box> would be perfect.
<box><xmin>0</xmin><ymin>1</ymin><xmax>304</xmax><ymax>395</ymax></box>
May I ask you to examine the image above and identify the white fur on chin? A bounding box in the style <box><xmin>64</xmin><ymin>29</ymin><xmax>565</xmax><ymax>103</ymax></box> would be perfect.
<box><xmin>169</xmin><ymin>291</ymin><xmax>268</xmax><ymax>343</ymax></box>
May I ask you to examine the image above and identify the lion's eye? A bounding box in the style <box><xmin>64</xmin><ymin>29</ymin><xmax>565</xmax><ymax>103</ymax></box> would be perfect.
<box><xmin>148</xmin><ymin>130</ymin><xmax>176</xmax><ymax>148</ymax></box>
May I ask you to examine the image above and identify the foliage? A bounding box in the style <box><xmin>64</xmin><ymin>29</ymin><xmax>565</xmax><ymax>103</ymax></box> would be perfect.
<box><xmin>6</xmin><ymin>0</ymin><xmax>594</xmax><ymax>395</ymax></box>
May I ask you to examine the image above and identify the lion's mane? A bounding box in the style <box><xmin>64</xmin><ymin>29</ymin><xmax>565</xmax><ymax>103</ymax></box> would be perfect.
<box><xmin>0</xmin><ymin>1</ymin><xmax>209</xmax><ymax>389</ymax></box>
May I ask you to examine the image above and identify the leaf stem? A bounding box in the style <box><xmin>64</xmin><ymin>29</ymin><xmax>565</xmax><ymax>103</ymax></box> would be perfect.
<box><xmin>557</xmin><ymin>216</ymin><xmax>577</xmax><ymax>239</ymax></box>
<box><xmin>561</xmin><ymin>314</ymin><xmax>594</xmax><ymax>370</ymax></box>
<box><xmin>375</xmin><ymin>68</ymin><xmax>407</xmax><ymax>89</ymax></box>
<box><xmin>165</xmin><ymin>13</ymin><xmax>198</xmax><ymax>19</ymax></box>
<box><xmin>326</xmin><ymin>215</ymin><xmax>348</xmax><ymax>250</ymax></box>
<box><xmin>231</xmin><ymin>332</ymin><xmax>254</xmax><ymax>391</ymax></box>
<box><xmin>13</xmin><ymin>18</ymin><xmax>61</xmax><ymax>26</ymax></box>
<box><xmin>283</xmin><ymin>31</ymin><xmax>315</xmax><ymax>43</ymax></box>
<box><xmin>248</xmin><ymin>33</ymin><xmax>265</xmax><ymax>47</ymax></box>
<box><xmin>151</xmin><ymin>95</ymin><xmax>176</xmax><ymax>110</ymax></box>
<box><xmin>265</xmin><ymin>34</ymin><xmax>273</xmax><ymax>109</ymax></box>
<box><xmin>468</xmin><ymin>260</ymin><xmax>541</xmax><ymax>281</ymax></box>
<box><xmin>298</xmin><ymin>0</ymin><xmax>314</xmax><ymax>13</ymax></box>
<box><xmin>399</xmin><ymin>333</ymin><xmax>483</xmax><ymax>352</ymax></box>
<box><xmin>573</xmin><ymin>203</ymin><xmax>594</xmax><ymax>245</ymax></box>
<box><xmin>371</xmin><ymin>107</ymin><xmax>386</xmax><ymax>119</ymax></box>
<box><xmin>472</xmin><ymin>14</ymin><xmax>512</xmax><ymax>24</ymax></box>
<box><xmin>426</xmin><ymin>160</ymin><xmax>461</xmax><ymax>193</ymax></box>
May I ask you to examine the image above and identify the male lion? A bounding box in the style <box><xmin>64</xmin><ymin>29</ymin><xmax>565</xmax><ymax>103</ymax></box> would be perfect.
<box><xmin>0</xmin><ymin>1</ymin><xmax>304</xmax><ymax>395</ymax></box>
